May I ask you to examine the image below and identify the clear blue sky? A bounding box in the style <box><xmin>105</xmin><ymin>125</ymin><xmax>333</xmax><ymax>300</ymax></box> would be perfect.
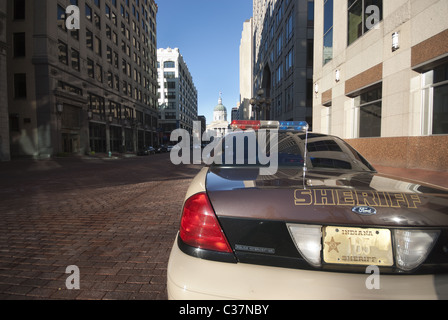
<box><xmin>156</xmin><ymin>0</ymin><xmax>253</xmax><ymax>125</ymax></box>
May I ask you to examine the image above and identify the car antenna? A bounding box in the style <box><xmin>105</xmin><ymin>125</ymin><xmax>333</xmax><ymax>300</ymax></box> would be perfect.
<box><xmin>302</xmin><ymin>124</ymin><xmax>309</xmax><ymax>185</ymax></box>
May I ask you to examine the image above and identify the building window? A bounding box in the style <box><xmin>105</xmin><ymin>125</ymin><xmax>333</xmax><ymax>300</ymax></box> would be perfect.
<box><xmin>354</xmin><ymin>84</ymin><xmax>382</xmax><ymax>138</ymax></box>
<box><xmin>285</xmin><ymin>84</ymin><xmax>294</xmax><ymax>112</ymax></box>
<box><xmin>276</xmin><ymin>31</ymin><xmax>283</xmax><ymax>58</ymax></box>
<box><xmin>14</xmin><ymin>73</ymin><xmax>27</xmax><ymax>99</ymax></box>
<box><xmin>85</xmin><ymin>4</ymin><xmax>92</xmax><ymax>21</ymax></box>
<box><xmin>106</xmin><ymin>46</ymin><xmax>112</xmax><ymax>64</ymax></box>
<box><xmin>86</xmin><ymin>29</ymin><xmax>93</xmax><ymax>50</ymax></box>
<box><xmin>286</xmin><ymin>14</ymin><xmax>294</xmax><ymax>41</ymax></box>
<box><xmin>348</xmin><ymin>0</ymin><xmax>383</xmax><ymax>46</ymax></box>
<box><xmin>122</xmin><ymin>58</ymin><xmax>127</xmax><ymax>74</ymax></box>
<box><xmin>14</xmin><ymin>0</ymin><xmax>26</xmax><ymax>20</ymax></box>
<box><xmin>94</xmin><ymin>12</ymin><xmax>101</xmax><ymax>29</ymax></box>
<box><xmin>96</xmin><ymin>64</ymin><xmax>103</xmax><ymax>83</ymax></box>
<box><xmin>286</xmin><ymin>48</ymin><xmax>294</xmax><ymax>72</ymax></box>
<box><xmin>107</xmin><ymin>71</ymin><xmax>113</xmax><ymax>88</ymax></box>
<box><xmin>88</xmin><ymin>93</ymin><xmax>105</xmax><ymax>115</ymax></box>
<box><xmin>164</xmin><ymin>61</ymin><xmax>175</xmax><ymax>68</ymax></box>
<box><xmin>422</xmin><ymin>62</ymin><xmax>448</xmax><ymax>135</ymax></box>
<box><xmin>94</xmin><ymin>36</ymin><xmax>102</xmax><ymax>56</ymax></box>
<box><xmin>87</xmin><ymin>59</ymin><xmax>94</xmax><ymax>78</ymax></box>
<box><xmin>114</xmin><ymin>75</ymin><xmax>120</xmax><ymax>91</ymax></box>
<box><xmin>323</xmin><ymin>0</ymin><xmax>333</xmax><ymax>65</ymax></box>
<box><xmin>123</xmin><ymin>80</ymin><xmax>128</xmax><ymax>95</ymax></box>
<box><xmin>276</xmin><ymin>64</ymin><xmax>283</xmax><ymax>85</ymax></box>
<box><xmin>166</xmin><ymin>81</ymin><xmax>176</xmax><ymax>90</ymax></box>
<box><xmin>71</xmin><ymin>29</ymin><xmax>79</xmax><ymax>40</ymax></box>
<box><xmin>89</xmin><ymin>123</ymin><xmax>107</xmax><ymax>153</ymax></box>
<box><xmin>13</xmin><ymin>33</ymin><xmax>26</xmax><ymax>57</ymax></box>
<box><xmin>275</xmin><ymin>94</ymin><xmax>282</xmax><ymax>118</ymax></box>
<box><xmin>164</xmin><ymin>72</ymin><xmax>175</xmax><ymax>79</ymax></box>
<box><xmin>58</xmin><ymin>41</ymin><xmax>68</xmax><ymax>65</ymax></box>
<box><xmin>307</xmin><ymin>0</ymin><xmax>314</xmax><ymax>26</ymax></box>
<box><xmin>58</xmin><ymin>81</ymin><xmax>82</xmax><ymax>96</ymax></box>
<box><xmin>57</xmin><ymin>5</ymin><xmax>66</xmax><ymax>31</ymax></box>
<box><xmin>71</xmin><ymin>49</ymin><xmax>80</xmax><ymax>71</ymax></box>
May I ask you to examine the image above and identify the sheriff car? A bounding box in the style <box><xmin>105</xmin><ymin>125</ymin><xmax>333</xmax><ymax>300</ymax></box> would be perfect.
<box><xmin>167</xmin><ymin>120</ymin><xmax>448</xmax><ymax>300</ymax></box>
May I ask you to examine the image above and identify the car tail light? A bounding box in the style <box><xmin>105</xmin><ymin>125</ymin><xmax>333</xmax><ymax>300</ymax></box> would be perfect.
<box><xmin>180</xmin><ymin>192</ymin><xmax>232</xmax><ymax>253</ymax></box>
<box><xmin>287</xmin><ymin>224</ymin><xmax>323</xmax><ymax>267</ymax></box>
<box><xmin>393</xmin><ymin>229</ymin><xmax>440</xmax><ymax>271</ymax></box>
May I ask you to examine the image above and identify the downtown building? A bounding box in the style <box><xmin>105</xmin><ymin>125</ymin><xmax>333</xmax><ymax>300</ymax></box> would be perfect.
<box><xmin>0</xmin><ymin>1</ymin><xmax>10</xmax><ymax>161</ymax></box>
<box><xmin>313</xmin><ymin>0</ymin><xmax>448</xmax><ymax>171</ymax></box>
<box><xmin>157</xmin><ymin>47</ymin><xmax>198</xmax><ymax>141</ymax></box>
<box><xmin>250</xmin><ymin>0</ymin><xmax>315</xmax><ymax>125</ymax></box>
<box><xmin>239</xmin><ymin>17</ymin><xmax>254</xmax><ymax>121</ymax></box>
<box><xmin>6</xmin><ymin>0</ymin><xmax>159</xmax><ymax>158</ymax></box>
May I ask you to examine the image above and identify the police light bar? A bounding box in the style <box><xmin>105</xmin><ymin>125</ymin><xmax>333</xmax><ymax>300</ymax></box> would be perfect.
<box><xmin>230</xmin><ymin>120</ymin><xmax>309</xmax><ymax>132</ymax></box>
<box><xmin>278</xmin><ymin>121</ymin><xmax>309</xmax><ymax>132</ymax></box>
<box><xmin>230</xmin><ymin>120</ymin><xmax>261</xmax><ymax>130</ymax></box>
<box><xmin>230</xmin><ymin>120</ymin><xmax>280</xmax><ymax>130</ymax></box>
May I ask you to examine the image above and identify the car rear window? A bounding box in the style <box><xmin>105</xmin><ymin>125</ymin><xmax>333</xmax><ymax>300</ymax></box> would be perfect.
<box><xmin>211</xmin><ymin>131</ymin><xmax>375</xmax><ymax>172</ymax></box>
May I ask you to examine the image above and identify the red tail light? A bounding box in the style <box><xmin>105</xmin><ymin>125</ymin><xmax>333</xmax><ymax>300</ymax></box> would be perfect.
<box><xmin>180</xmin><ymin>192</ymin><xmax>232</xmax><ymax>253</ymax></box>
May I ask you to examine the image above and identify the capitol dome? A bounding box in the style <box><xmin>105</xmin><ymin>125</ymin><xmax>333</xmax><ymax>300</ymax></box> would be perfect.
<box><xmin>213</xmin><ymin>94</ymin><xmax>227</xmax><ymax>122</ymax></box>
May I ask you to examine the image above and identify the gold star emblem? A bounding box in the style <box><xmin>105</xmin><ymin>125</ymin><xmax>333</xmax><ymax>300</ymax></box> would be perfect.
<box><xmin>325</xmin><ymin>237</ymin><xmax>341</xmax><ymax>253</ymax></box>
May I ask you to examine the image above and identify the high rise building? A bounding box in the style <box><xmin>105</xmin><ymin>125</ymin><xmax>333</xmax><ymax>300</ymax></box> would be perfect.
<box><xmin>251</xmin><ymin>0</ymin><xmax>315</xmax><ymax>126</ymax></box>
<box><xmin>0</xmin><ymin>0</ymin><xmax>10</xmax><ymax>161</ymax></box>
<box><xmin>6</xmin><ymin>0</ymin><xmax>159</xmax><ymax>158</ymax></box>
<box><xmin>157</xmin><ymin>47</ymin><xmax>198</xmax><ymax>142</ymax></box>
<box><xmin>313</xmin><ymin>0</ymin><xmax>448</xmax><ymax>170</ymax></box>
<box><xmin>239</xmin><ymin>18</ymin><xmax>254</xmax><ymax>120</ymax></box>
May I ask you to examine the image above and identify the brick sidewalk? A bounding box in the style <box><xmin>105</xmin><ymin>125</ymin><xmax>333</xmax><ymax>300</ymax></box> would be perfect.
<box><xmin>0</xmin><ymin>155</ymin><xmax>202</xmax><ymax>300</ymax></box>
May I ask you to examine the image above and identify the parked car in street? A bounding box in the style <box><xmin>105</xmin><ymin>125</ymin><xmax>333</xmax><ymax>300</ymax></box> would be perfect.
<box><xmin>156</xmin><ymin>145</ymin><xmax>168</xmax><ymax>153</ymax></box>
<box><xmin>167</xmin><ymin>120</ymin><xmax>448</xmax><ymax>300</ymax></box>
<box><xmin>137</xmin><ymin>146</ymin><xmax>156</xmax><ymax>156</ymax></box>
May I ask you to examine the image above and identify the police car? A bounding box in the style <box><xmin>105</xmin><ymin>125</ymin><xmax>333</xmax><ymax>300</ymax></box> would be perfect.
<box><xmin>167</xmin><ymin>120</ymin><xmax>448</xmax><ymax>299</ymax></box>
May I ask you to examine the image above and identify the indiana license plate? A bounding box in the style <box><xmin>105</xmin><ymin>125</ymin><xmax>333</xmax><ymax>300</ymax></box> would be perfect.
<box><xmin>323</xmin><ymin>226</ymin><xmax>393</xmax><ymax>266</ymax></box>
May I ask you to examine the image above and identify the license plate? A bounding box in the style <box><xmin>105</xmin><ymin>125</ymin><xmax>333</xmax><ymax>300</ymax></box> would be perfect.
<box><xmin>323</xmin><ymin>226</ymin><xmax>393</xmax><ymax>266</ymax></box>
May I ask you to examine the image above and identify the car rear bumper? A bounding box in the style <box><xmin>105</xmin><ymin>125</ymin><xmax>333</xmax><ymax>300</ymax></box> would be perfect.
<box><xmin>167</xmin><ymin>235</ymin><xmax>448</xmax><ymax>300</ymax></box>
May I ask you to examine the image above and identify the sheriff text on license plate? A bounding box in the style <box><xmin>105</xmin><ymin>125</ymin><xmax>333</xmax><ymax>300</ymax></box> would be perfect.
<box><xmin>323</xmin><ymin>226</ymin><xmax>393</xmax><ymax>266</ymax></box>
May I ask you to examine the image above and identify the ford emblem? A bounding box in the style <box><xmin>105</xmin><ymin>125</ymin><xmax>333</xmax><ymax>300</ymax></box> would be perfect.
<box><xmin>352</xmin><ymin>206</ymin><xmax>377</xmax><ymax>216</ymax></box>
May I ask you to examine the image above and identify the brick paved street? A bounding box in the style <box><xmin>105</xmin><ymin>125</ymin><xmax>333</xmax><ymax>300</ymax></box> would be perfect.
<box><xmin>0</xmin><ymin>152</ymin><xmax>446</xmax><ymax>302</ymax></box>
<box><xmin>0</xmin><ymin>153</ymin><xmax>202</xmax><ymax>300</ymax></box>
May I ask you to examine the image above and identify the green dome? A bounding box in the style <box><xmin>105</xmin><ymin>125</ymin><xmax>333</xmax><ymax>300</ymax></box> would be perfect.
<box><xmin>214</xmin><ymin>96</ymin><xmax>227</xmax><ymax>112</ymax></box>
<box><xmin>214</xmin><ymin>103</ymin><xmax>227</xmax><ymax>112</ymax></box>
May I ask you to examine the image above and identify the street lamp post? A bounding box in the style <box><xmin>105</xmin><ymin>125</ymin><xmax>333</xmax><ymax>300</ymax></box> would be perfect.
<box><xmin>56</xmin><ymin>103</ymin><xmax>63</xmax><ymax>154</ymax></box>
<box><xmin>106</xmin><ymin>112</ymin><xmax>113</xmax><ymax>156</ymax></box>
<box><xmin>250</xmin><ymin>89</ymin><xmax>271</xmax><ymax>120</ymax></box>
